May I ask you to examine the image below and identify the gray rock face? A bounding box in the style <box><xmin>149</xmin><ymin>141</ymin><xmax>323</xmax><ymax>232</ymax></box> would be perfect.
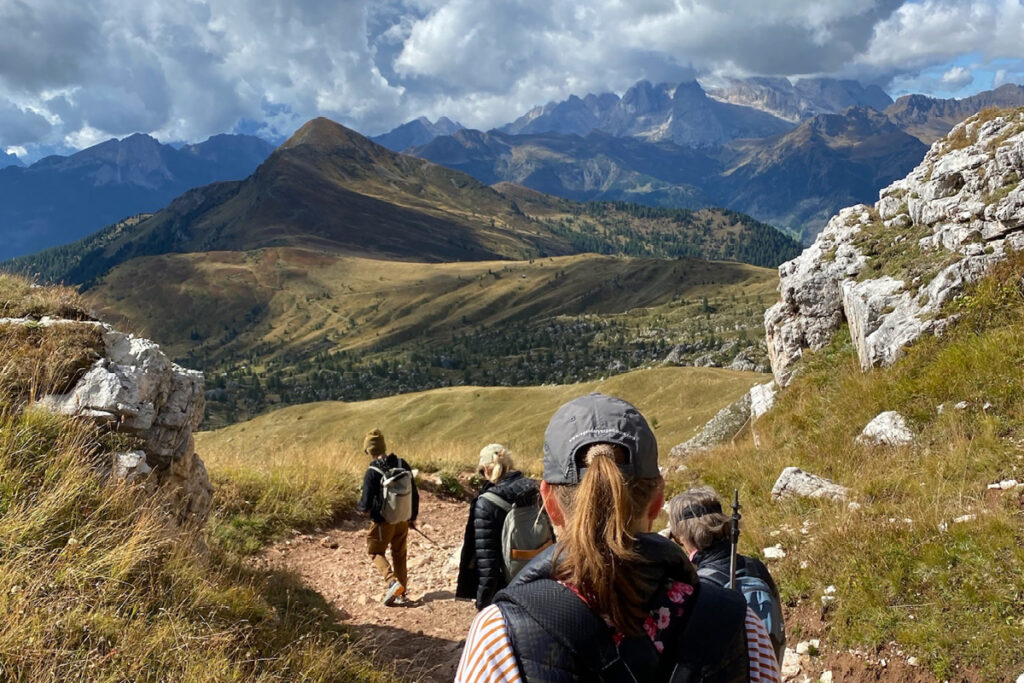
<box><xmin>856</xmin><ymin>411</ymin><xmax>915</xmax><ymax>447</ymax></box>
<box><xmin>669</xmin><ymin>393</ymin><xmax>751</xmax><ymax>457</ymax></box>
<box><xmin>749</xmin><ymin>381</ymin><xmax>778</xmax><ymax>421</ymax></box>
<box><xmin>765</xmin><ymin>109</ymin><xmax>1024</xmax><ymax>385</ymax></box>
<box><xmin>28</xmin><ymin>319</ymin><xmax>213</xmax><ymax>524</ymax></box>
<box><xmin>771</xmin><ymin>467</ymin><xmax>850</xmax><ymax>502</ymax></box>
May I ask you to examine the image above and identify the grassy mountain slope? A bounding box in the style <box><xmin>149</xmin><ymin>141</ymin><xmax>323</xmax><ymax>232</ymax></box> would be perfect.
<box><xmin>0</xmin><ymin>274</ymin><xmax>389</xmax><ymax>681</ymax></box>
<box><xmin>85</xmin><ymin>249</ymin><xmax>778</xmax><ymax>422</ymax></box>
<box><xmin>6</xmin><ymin>117</ymin><xmax>801</xmax><ymax>288</ymax></box>
<box><xmin>676</xmin><ymin>253</ymin><xmax>1024</xmax><ymax>679</ymax></box>
<box><xmin>196</xmin><ymin>365</ymin><xmax>767</xmax><ymax>550</ymax></box>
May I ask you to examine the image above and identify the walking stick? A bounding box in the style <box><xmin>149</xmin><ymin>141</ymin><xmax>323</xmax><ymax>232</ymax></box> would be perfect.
<box><xmin>412</xmin><ymin>525</ymin><xmax>444</xmax><ymax>549</ymax></box>
<box><xmin>728</xmin><ymin>489</ymin><xmax>741</xmax><ymax>591</ymax></box>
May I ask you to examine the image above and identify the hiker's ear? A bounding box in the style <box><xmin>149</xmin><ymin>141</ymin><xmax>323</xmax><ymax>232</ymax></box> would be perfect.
<box><xmin>645</xmin><ymin>478</ymin><xmax>665</xmax><ymax>531</ymax></box>
<box><xmin>539</xmin><ymin>481</ymin><xmax>564</xmax><ymax>527</ymax></box>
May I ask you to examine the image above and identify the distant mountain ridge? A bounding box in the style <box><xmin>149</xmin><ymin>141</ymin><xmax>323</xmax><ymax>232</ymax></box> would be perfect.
<box><xmin>413</xmin><ymin>105</ymin><xmax>927</xmax><ymax>240</ymax></box>
<box><xmin>0</xmin><ymin>150</ymin><xmax>24</xmax><ymax>169</ymax></box>
<box><xmin>0</xmin><ymin>133</ymin><xmax>274</xmax><ymax>259</ymax></box>
<box><xmin>884</xmin><ymin>83</ymin><xmax>1024</xmax><ymax>143</ymax></box>
<box><xmin>371</xmin><ymin>116</ymin><xmax>463</xmax><ymax>151</ymax></box>
<box><xmin>498</xmin><ymin>79</ymin><xmax>794</xmax><ymax>147</ymax></box>
<box><xmin>7</xmin><ymin>117</ymin><xmax>800</xmax><ymax>287</ymax></box>
<box><xmin>704</xmin><ymin>76</ymin><xmax>893</xmax><ymax>122</ymax></box>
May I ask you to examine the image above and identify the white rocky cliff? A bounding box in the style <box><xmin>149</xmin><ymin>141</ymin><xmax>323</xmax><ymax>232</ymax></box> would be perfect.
<box><xmin>18</xmin><ymin>317</ymin><xmax>214</xmax><ymax>523</ymax></box>
<box><xmin>765</xmin><ymin>108</ymin><xmax>1024</xmax><ymax>386</ymax></box>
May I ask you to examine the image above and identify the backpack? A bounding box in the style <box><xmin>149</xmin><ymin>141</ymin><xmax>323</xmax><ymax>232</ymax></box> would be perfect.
<box><xmin>480</xmin><ymin>489</ymin><xmax>554</xmax><ymax>580</ymax></box>
<box><xmin>698</xmin><ymin>564</ymin><xmax>785</xmax><ymax>662</ymax></box>
<box><xmin>369</xmin><ymin>461</ymin><xmax>413</xmax><ymax>524</ymax></box>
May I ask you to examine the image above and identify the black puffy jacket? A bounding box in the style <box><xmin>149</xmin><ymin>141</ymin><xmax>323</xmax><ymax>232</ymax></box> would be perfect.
<box><xmin>456</xmin><ymin>471</ymin><xmax>539</xmax><ymax>609</ymax></box>
<box><xmin>494</xmin><ymin>534</ymin><xmax>751</xmax><ymax>682</ymax></box>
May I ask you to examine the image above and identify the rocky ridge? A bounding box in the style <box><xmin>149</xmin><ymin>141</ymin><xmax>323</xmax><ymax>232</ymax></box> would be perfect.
<box><xmin>765</xmin><ymin>107</ymin><xmax>1024</xmax><ymax>386</ymax></box>
<box><xmin>2</xmin><ymin>315</ymin><xmax>213</xmax><ymax>523</ymax></box>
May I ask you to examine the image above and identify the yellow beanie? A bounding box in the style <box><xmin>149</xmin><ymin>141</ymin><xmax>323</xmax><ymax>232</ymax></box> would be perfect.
<box><xmin>363</xmin><ymin>429</ymin><xmax>387</xmax><ymax>456</ymax></box>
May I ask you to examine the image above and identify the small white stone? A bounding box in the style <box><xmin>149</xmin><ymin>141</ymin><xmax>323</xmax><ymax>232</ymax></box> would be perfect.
<box><xmin>1015</xmin><ymin>671</ymin><xmax>1024</xmax><ymax>683</ymax></box>
<box><xmin>953</xmin><ymin>514</ymin><xmax>976</xmax><ymax>524</ymax></box>
<box><xmin>823</xmin><ymin>586</ymin><xmax>836</xmax><ymax>595</ymax></box>
<box><xmin>763</xmin><ymin>545</ymin><xmax>786</xmax><ymax>560</ymax></box>
<box><xmin>987</xmin><ymin>482</ymin><xmax>1003</xmax><ymax>490</ymax></box>
<box><xmin>847</xmin><ymin>501</ymin><xmax>862</xmax><ymax>511</ymax></box>
<box><xmin>800</xmin><ymin>560</ymin><xmax>809</xmax><ymax>569</ymax></box>
<box><xmin>907</xmin><ymin>656</ymin><xmax>918</xmax><ymax>666</ymax></box>
<box><xmin>819</xmin><ymin>672</ymin><xmax>833</xmax><ymax>683</ymax></box>
<box><xmin>999</xmin><ymin>479</ymin><xmax>1019</xmax><ymax>490</ymax></box>
<box><xmin>955</xmin><ymin>401</ymin><xmax>970</xmax><ymax>410</ymax></box>
<box><xmin>983</xmin><ymin>402</ymin><xmax>993</xmax><ymax>411</ymax></box>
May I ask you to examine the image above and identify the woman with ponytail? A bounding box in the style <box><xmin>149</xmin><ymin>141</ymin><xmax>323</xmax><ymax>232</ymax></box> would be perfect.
<box><xmin>454</xmin><ymin>394</ymin><xmax>780</xmax><ymax>683</ymax></box>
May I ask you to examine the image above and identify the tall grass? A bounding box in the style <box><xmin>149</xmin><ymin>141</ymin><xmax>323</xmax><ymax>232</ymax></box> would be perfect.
<box><xmin>0</xmin><ymin>274</ymin><xmax>395</xmax><ymax>682</ymax></box>
<box><xmin>672</xmin><ymin>252</ymin><xmax>1024</xmax><ymax>679</ymax></box>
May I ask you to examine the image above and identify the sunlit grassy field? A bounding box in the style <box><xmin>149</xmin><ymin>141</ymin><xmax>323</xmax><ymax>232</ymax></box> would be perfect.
<box><xmin>199</xmin><ymin>365</ymin><xmax>767</xmax><ymax>551</ymax></box>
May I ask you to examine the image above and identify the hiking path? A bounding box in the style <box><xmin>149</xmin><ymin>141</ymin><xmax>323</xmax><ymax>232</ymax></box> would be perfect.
<box><xmin>254</xmin><ymin>490</ymin><xmax>477</xmax><ymax>682</ymax></box>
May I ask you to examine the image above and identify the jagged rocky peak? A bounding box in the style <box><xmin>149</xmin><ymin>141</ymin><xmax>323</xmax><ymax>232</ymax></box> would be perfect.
<box><xmin>16</xmin><ymin>316</ymin><xmax>214</xmax><ymax>524</ymax></box>
<box><xmin>765</xmin><ymin>107</ymin><xmax>1024</xmax><ymax>386</ymax></box>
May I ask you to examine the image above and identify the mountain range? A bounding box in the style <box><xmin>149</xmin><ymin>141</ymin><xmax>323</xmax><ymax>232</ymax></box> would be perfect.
<box><xmin>382</xmin><ymin>78</ymin><xmax>1024</xmax><ymax>240</ymax></box>
<box><xmin>0</xmin><ymin>151</ymin><xmax>24</xmax><ymax>169</ymax></box>
<box><xmin>0</xmin><ymin>133</ymin><xmax>274</xmax><ymax>260</ymax></box>
<box><xmin>371</xmin><ymin>116</ymin><xmax>464</xmax><ymax>151</ymax></box>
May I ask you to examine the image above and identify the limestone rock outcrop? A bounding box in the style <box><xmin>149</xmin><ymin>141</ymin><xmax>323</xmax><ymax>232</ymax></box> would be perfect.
<box><xmin>771</xmin><ymin>467</ymin><xmax>850</xmax><ymax>502</ymax></box>
<box><xmin>765</xmin><ymin>108</ymin><xmax>1024</xmax><ymax>385</ymax></box>
<box><xmin>669</xmin><ymin>393</ymin><xmax>751</xmax><ymax>457</ymax></box>
<box><xmin>856</xmin><ymin>411</ymin><xmax>915</xmax><ymax>447</ymax></box>
<box><xmin>17</xmin><ymin>316</ymin><xmax>213</xmax><ymax>524</ymax></box>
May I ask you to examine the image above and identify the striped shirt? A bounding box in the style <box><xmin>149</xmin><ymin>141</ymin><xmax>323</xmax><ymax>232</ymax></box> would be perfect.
<box><xmin>455</xmin><ymin>604</ymin><xmax>781</xmax><ymax>683</ymax></box>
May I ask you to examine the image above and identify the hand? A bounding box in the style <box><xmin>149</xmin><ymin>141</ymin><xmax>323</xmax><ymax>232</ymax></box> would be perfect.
<box><xmin>408</xmin><ymin>519</ymin><xmax>417</xmax><ymax>530</ymax></box>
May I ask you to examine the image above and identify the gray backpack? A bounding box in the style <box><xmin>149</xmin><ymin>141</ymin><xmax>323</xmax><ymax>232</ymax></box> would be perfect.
<box><xmin>369</xmin><ymin>464</ymin><xmax>413</xmax><ymax>524</ymax></box>
<box><xmin>481</xmin><ymin>490</ymin><xmax>554</xmax><ymax>579</ymax></box>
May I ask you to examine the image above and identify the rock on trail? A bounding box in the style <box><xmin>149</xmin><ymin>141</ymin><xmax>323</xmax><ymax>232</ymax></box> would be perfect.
<box><xmin>254</xmin><ymin>491</ymin><xmax>478</xmax><ymax>682</ymax></box>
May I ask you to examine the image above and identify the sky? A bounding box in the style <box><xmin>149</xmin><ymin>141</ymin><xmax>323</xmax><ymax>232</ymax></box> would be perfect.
<box><xmin>2</xmin><ymin>0</ymin><xmax>1024</xmax><ymax>162</ymax></box>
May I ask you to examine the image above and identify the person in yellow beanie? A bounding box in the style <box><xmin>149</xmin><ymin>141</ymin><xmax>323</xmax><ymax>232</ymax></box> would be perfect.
<box><xmin>356</xmin><ymin>429</ymin><xmax>419</xmax><ymax>606</ymax></box>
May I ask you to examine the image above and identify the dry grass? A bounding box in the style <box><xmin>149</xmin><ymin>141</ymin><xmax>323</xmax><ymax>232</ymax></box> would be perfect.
<box><xmin>0</xmin><ymin>273</ymin><xmax>90</xmax><ymax>320</ymax></box>
<box><xmin>671</xmin><ymin>252</ymin><xmax>1024</xmax><ymax>679</ymax></box>
<box><xmin>199</xmin><ymin>365</ymin><xmax>765</xmax><ymax>551</ymax></box>
<box><xmin>0</xmin><ymin>277</ymin><xmax>396</xmax><ymax>682</ymax></box>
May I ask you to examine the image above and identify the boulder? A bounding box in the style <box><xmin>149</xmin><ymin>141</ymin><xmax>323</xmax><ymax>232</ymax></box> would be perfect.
<box><xmin>749</xmin><ymin>381</ymin><xmax>778</xmax><ymax>421</ymax></box>
<box><xmin>33</xmin><ymin>321</ymin><xmax>213</xmax><ymax>524</ymax></box>
<box><xmin>771</xmin><ymin>467</ymin><xmax>850</xmax><ymax>502</ymax></box>
<box><xmin>669</xmin><ymin>393</ymin><xmax>751</xmax><ymax>457</ymax></box>
<box><xmin>856</xmin><ymin>411</ymin><xmax>915</xmax><ymax>447</ymax></box>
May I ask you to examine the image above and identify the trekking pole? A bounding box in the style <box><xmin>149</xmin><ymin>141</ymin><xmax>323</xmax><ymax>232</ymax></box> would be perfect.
<box><xmin>412</xmin><ymin>525</ymin><xmax>445</xmax><ymax>549</ymax></box>
<box><xmin>728</xmin><ymin>489</ymin><xmax>741</xmax><ymax>591</ymax></box>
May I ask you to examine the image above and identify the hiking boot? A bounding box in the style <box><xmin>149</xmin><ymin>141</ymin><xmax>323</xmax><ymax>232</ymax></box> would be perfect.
<box><xmin>383</xmin><ymin>580</ymin><xmax>405</xmax><ymax>606</ymax></box>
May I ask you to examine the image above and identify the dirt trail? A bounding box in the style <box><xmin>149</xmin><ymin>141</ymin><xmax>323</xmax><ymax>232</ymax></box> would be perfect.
<box><xmin>255</xmin><ymin>491</ymin><xmax>477</xmax><ymax>682</ymax></box>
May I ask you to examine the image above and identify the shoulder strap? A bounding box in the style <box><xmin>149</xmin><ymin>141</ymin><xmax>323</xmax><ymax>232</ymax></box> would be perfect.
<box><xmin>696</xmin><ymin>564</ymin><xmax>732</xmax><ymax>588</ymax></box>
<box><xmin>480</xmin><ymin>491</ymin><xmax>513</xmax><ymax>512</ymax></box>
<box><xmin>368</xmin><ymin>465</ymin><xmax>386</xmax><ymax>477</ymax></box>
<box><xmin>669</xmin><ymin>582</ymin><xmax>750</xmax><ymax>682</ymax></box>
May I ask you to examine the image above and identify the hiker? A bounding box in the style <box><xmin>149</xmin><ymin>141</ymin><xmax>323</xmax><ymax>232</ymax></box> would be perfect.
<box><xmin>456</xmin><ymin>444</ymin><xmax>552</xmax><ymax>610</ymax></box>
<box><xmin>668</xmin><ymin>486</ymin><xmax>786</xmax><ymax>663</ymax></box>
<box><xmin>356</xmin><ymin>428</ymin><xmax>419</xmax><ymax>606</ymax></box>
<box><xmin>455</xmin><ymin>393</ymin><xmax>780</xmax><ymax>682</ymax></box>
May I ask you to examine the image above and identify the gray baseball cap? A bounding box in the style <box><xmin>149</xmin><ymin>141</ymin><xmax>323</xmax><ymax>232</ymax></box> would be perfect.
<box><xmin>542</xmin><ymin>393</ymin><xmax>659</xmax><ymax>485</ymax></box>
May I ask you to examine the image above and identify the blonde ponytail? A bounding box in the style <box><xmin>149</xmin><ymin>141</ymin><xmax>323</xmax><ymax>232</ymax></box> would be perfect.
<box><xmin>552</xmin><ymin>443</ymin><xmax>661</xmax><ymax>634</ymax></box>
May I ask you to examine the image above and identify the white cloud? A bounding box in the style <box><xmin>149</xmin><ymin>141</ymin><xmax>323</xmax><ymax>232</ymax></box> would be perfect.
<box><xmin>1</xmin><ymin>0</ymin><xmax>1023</xmax><ymax>160</ymax></box>
<box><xmin>940</xmin><ymin>66</ymin><xmax>974</xmax><ymax>90</ymax></box>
